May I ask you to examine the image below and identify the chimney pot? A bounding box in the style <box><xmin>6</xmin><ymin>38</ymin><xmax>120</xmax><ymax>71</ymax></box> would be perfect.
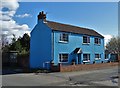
<box><xmin>41</xmin><ymin>11</ymin><xmax>44</xmax><ymax>14</ymax></box>
<box><xmin>38</xmin><ymin>11</ymin><xmax>46</xmax><ymax>20</ymax></box>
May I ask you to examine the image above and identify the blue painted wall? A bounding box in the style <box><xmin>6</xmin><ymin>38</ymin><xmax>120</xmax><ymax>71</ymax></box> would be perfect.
<box><xmin>30</xmin><ymin>19</ymin><xmax>52</xmax><ymax>69</ymax></box>
<box><xmin>30</xmin><ymin>20</ymin><xmax>105</xmax><ymax>69</ymax></box>
<box><xmin>53</xmin><ymin>31</ymin><xmax>104</xmax><ymax>65</ymax></box>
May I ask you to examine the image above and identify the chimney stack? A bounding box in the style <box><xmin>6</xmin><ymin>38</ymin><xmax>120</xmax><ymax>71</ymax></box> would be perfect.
<box><xmin>37</xmin><ymin>11</ymin><xmax>46</xmax><ymax>21</ymax></box>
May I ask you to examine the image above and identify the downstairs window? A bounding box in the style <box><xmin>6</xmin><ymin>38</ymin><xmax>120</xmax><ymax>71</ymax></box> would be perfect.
<box><xmin>59</xmin><ymin>54</ymin><xmax>68</xmax><ymax>62</ymax></box>
<box><xmin>95</xmin><ymin>54</ymin><xmax>101</xmax><ymax>60</ymax></box>
<box><xmin>83</xmin><ymin>54</ymin><xmax>90</xmax><ymax>62</ymax></box>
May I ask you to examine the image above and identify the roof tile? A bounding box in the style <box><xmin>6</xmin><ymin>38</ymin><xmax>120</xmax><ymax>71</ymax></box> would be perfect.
<box><xmin>46</xmin><ymin>21</ymin><xmax>104</xmax><ymax>38</ymax></box>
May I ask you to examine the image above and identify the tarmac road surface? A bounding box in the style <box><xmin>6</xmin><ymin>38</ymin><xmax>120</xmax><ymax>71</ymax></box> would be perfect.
<box><xmin>2</xmin><ymin>66</ymin><xmax>119</xmax><ymax>86</ymax></box>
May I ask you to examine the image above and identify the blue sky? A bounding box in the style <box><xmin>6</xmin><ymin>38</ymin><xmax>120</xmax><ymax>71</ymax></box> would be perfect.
<box><xmin>14</xmin><ymin>2</ymin><xmax>118</xmax><ymax>36</ymax></box>
<box><xmin>1</xmin><ymin>1</ymin><xmax>118</xmax><ymax>44</ymax></box>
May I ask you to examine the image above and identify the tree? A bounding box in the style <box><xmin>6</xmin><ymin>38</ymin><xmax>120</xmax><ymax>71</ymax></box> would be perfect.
<box><xmin>21</xmin><ymin>33</ymin><xmax>30</xmax><ymax>51</ymax></box>
<box><xmin>2</xmin><ymin>34</ymin><xmax>9</xmax><ymax>52</ymax></box>
<box><xmin>106</xmin><ymin>36</ymin><xmax>120</xmax><ymax>55</ymax></box>
<box><xmin>2</xmin><ymin>34</ymin><xmax>9</xmax><ymax>47</ymax></box>
<box><xmin>2</xmin><ymin>33</ymin><xmax>30</xmax><ymax>55</ymax></box>
<box><xmin>9</xmin><ymin>34</ymin><xmax>18</xmax><ymax>51</ymax></box>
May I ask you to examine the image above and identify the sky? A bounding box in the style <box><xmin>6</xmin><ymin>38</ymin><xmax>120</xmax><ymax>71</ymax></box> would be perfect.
<box><xmin>1</xmin><ymin>0</ymin><xmax>118</xmax><ymax>45</ymax></box>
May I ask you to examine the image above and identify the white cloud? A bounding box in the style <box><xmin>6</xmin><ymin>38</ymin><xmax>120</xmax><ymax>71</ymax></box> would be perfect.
<box><xmin>0</xmin><ymin>14</ymin><xmax>12</xmax><ymax>21</ymax></box>
<box><xmin>103</xmin><ymin>34</ymin><xmax>112</xmax><ymax>46</ymax></box>
<box><xmin>1</xmin><ymin>0</ymin><xmax>31</xmax><ymax>42</ymax></box>
<box><xmin>1</xmin><ymin>0</ymin><xmax>19</xmax><ymax>17</ymax></box>
<box><xmin>15</xmin><ymin>13</ymin><xmax>32</xmax><ymax>18</ymax></box>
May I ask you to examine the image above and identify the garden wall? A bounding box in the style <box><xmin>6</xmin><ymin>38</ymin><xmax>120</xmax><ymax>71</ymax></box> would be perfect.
<box><xmin>60</xmin><ymin>62</ymin><xmax>118</xmax><ymax>72</ymax></box>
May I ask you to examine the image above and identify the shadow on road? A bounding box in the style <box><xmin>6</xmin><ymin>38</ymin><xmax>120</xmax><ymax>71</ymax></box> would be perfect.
<box><xmin>2</xmin><ymin>69</ymin><xmax>25</xmax><ymax>75</ymax></box>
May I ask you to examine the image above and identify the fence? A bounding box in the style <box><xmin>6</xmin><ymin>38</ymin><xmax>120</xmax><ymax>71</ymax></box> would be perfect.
<box><xmin>2</xmin><ymin>51</ymin><xmax>29</xmax><ymax>70</ymax></box>
<box><xmin>17</xmin><ymin>54</ymin><xmax>29</xmax><ymax>68</ymax></box>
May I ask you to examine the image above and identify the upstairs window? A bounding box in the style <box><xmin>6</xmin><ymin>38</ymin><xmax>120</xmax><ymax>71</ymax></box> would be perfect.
<box><xmin>95</xmin><ymin>54</ymin><xmax>101</xmax><ymax>60</ymax></box>
<box><xmin>59</xmin><ymin>54</ymin><xmax>68</xmax><ymax>62</ymax></box>
<box><xmin>83</xmin><ymin>54</ymin><xmax>90</xmax><ymax>61</ymax></box>
<box><xmin>60</xmin><ymin>33</ymin><xmax>69</xmax><ymax>42</ymax></box>
<box><xmin>83</xmin><ymin>36</ymin><xmax>90</xmax><ymax>44</ymax></box>
<box><xmin>94</xmin><ymin>38</ymin><xmax>101</xmax><ymax>44</ymax></box>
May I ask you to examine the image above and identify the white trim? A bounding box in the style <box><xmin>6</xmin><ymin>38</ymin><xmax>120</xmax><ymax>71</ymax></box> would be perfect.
<box><xmin>105</xmin><ymin>58</ymin><xmax>109</xmax><ymax>60</ymax></box>
<box><xmin>59</xmin><ymin>41</ymin><xmax>68</xmax><ymax>43</ymax></box>
<box><xmin>83</xmin><ymin>60</ymin><xmax>90</xmax><ymax>62</ymax></box>
<box><xmin>82</xmin><ymin>43</ymin><xmax>90</xmax><ymax>45</ymax></box>
<box><xmin>77</xmin><ymin>49</ymin><xmax>82</xmax><ymax>54</ymax></box>
<box><xmin>95</xmin><ymin>58</ymin><xmax>101</xmax><ymax>60</ymax></box>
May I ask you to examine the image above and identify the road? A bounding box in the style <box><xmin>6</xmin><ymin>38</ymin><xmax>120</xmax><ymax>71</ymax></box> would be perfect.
<box><xmin>2</xmin><ymin>66</ymin><xmax>119</xmax><ymax>86</ymax></box>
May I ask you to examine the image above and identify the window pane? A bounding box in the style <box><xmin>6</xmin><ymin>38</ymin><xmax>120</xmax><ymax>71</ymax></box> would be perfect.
<box><xmin>59</xmin><ymin>54</ymin><xmax>68</xmax><ymax>62</ymax></box>
<box><xmin>83</xmin><ymin>36</ymin><xmax>90</xmax><ymax>43</ymax></box>
<box><xmin>60</xmin><ymin>33</ymin><xmax>68</xmax><ymax>42</ymax></box>
<box><xmin>95</xmin><ymin>54</ymin><xmax>99</xmax><ymax>58</ymax></box>
<box><xmin>99</xmin><ymin>39</ymin><xmax>101</xmax><ymax>44</ymax></box>
<box><xmin>88</xmin><ymin>37</ymin><xmax>90</xmax><ymax>43</ymax></box>
<box><xmin>60</xmin><ymin>34</ymin><xmax>62</xmax><ymax>41</ymax></box>
<box><xmin>83</xmin><ymin>54</ymin><xmax>90</xmax><ymax>61</ymax></box>
<box><xmin>95</xmin><ymin>38</ymin><xmax>101</xmax><ymax>44</ymax></box>
<box><xmin>95</xmin><ymin>54</ymin><xmax>101</xmax><ymax>58</ymax></box>
<box><xmin>95</xmin><ymin>38</ymin><xmax>98</xmax><ymax>44</ymax></box>
<box><xmin>83</xmin><ymin>36</ymin><xmax>87</xmax><ymax>43</ymax></box>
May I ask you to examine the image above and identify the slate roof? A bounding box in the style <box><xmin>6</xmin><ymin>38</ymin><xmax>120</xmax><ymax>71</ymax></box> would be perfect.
<box><xmin>46</xmin><ymin>21</ymin><xmax>104</xmax><ymax>38</ymax></box>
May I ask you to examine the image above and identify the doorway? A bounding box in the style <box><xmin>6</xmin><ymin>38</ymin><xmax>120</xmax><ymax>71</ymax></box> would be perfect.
<box><xmin>78</xmin><ymin>54</ymin><xmax>81</xmax><ymax>64</ymax></box>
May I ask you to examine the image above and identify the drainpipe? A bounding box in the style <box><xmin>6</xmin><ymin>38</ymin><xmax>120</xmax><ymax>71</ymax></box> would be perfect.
<box><xmin>51</xmin><ymin>31</ymin><xmax>54</xmax><ymax>65</ymax></box>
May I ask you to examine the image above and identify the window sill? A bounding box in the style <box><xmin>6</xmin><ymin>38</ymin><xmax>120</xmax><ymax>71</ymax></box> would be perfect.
<box><xmin>95</xmin><ymin>58</ymin><xmax>101</xmax><ymax>60</ymax></box>
<box><xmin>82</xmin><ymin>43</ymin><xmax>90</xmax><ymax>45</ymax></box>
<box><xmin>105</xmin><ymin>59</ymin><xmax>109</xmax><ymax>60</ymax></box>
<box><xmin>59</xmin><ymin>41</ymin><xmax>68</xmax><ymax>43</ymax></box>
<box><xmin>83</xmin><ymin>60</ymin><xmax>90</xmax><ymax>62</ymax></box>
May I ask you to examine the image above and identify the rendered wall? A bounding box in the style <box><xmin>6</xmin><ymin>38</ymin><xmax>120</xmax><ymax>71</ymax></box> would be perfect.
<box><xmin>30</xmin><ymin>20</ymin><xmax>52</xmax><ymax>69</ymax></box>
<box><xmin>53</xmin><ymin>31</ymin><xmax>104</xmax><ymax>65</ymax></box>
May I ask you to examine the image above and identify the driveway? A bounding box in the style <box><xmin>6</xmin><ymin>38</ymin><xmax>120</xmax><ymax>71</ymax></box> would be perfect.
<box><xmin>2</xmin><ymin>66</ymin><xmax>119</xmax><ymax>86</ymax></box>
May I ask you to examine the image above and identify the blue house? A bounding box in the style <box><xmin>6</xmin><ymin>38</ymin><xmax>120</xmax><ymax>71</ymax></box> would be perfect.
<box><xmin>30</xmin><ymin>11</ymin><xmax>105</xmax><ymax>70</ymax></box>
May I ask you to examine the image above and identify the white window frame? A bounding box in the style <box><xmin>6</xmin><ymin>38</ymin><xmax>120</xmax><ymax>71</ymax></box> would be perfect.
<box><xmin>83</xmin><ymin>54</ymin><xmax>90</xmax><ymax>62</ymax></box>
<box><xmin>94</xmin><ymin>37</ymin><xmax>101</xmax><ymax>45</ymax></box>
<box><xmin>95</xmin><ymin>54</ymin><xmax>101</xmax><ymax>60</ymax></box>
<box><xmin>59</xmin><ymin>33</ymin><xmax>69</xmax><ymax>43</ymax></box>
<box><xmin>59</xmin><ymin>53</ymin><xmax>69</xmax><ymax>63</ymax></box>
<box><xmin>83</xmin><ymin>36</ymin><xmax>90</xmax><ymax>44</ymax></box>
